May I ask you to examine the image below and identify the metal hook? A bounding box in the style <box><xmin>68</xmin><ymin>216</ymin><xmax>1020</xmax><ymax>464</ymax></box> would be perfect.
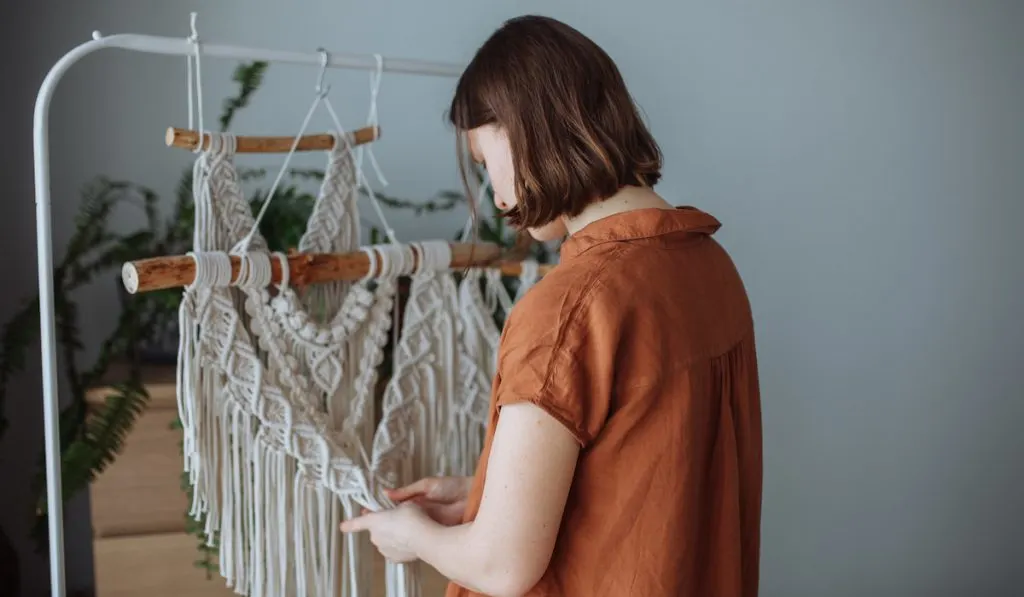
<box><xmin>189</xmin><ymin>12</ymin><xmax>199</xmax><ymax>42</ymax></box>
<box><xmin>315</xmin><ymin>47</ymin><xmax>330</xmax><ymax>97</ymax></box>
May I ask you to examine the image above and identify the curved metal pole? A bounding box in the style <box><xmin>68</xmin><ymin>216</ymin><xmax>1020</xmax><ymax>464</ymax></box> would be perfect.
<box><xmin>32</xmin><ymin>30</ymin><xmax>462</xmax><ymax>597</ymax></box>
<box><xmin>33</xmin><ymin>34</ymin><xmax>112</xmax><ymax>597</ymax></box>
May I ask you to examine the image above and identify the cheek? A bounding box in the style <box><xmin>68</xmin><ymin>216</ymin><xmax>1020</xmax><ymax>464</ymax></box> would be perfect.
<box><xmin>485</xmin><ymin>146</ymin><xmax>517</xmax><ymax>207</ymax></box>
<box><xmin>484</xmin><ymin>164</ymin><xmax>515</xmax><ymax>209</ymax></box>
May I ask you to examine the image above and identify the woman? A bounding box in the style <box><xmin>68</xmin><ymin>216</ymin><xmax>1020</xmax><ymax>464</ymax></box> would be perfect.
<box><xmin>341</xmin><ymin>15</ymin><xmax>763</xmax><ymax>597</ymax></box>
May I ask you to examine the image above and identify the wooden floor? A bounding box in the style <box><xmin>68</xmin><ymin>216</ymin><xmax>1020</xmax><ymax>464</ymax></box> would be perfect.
<box><xmin>94</xmin><ymin>531</ymin><xmax>450</xmax><ymax>596</ymax></box>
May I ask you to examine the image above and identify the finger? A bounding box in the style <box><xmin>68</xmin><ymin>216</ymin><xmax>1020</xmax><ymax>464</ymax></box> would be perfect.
<box><xmin>340</xmin><ymin>514</ymin><xmax>371</xmax><ymax>533</ymax></box>
<box><xmin>387</xmin><ymin>478</ymin><xmax>435</xmax><ymax>502</ymax></box>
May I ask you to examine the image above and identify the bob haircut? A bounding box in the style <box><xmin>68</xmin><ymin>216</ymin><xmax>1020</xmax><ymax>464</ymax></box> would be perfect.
<box><xmin>449</xmin><ymin>15</ymin><xmax>662</xmax><ymax>230</ymax></box>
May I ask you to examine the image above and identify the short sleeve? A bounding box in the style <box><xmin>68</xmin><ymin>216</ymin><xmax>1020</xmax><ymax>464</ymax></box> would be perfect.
<box><xmin>493</xmin><ymin>275</ymin><xmax>616</xmax><ymax>448</ymax></box>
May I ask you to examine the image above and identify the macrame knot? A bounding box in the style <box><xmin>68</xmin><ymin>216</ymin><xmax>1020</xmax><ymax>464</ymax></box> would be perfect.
<box><xmin>412</xmin><ymin>240</ymin><xmax>452</xmax><ymax>275</ymax></box>
<box><xmin>233</xmin><ymin>251</ymin><xmax>273</xmax><ymax>289</ymax></box>
<box><xmin>187</xmin><ymin>251</ymin><xmax>233</xmax><ymax>289</ymax></box>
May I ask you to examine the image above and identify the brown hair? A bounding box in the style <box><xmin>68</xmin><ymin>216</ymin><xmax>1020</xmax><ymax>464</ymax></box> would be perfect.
<box><xmin>449</xmin><ymin>15</ymin><xmax>662</xmax><ymax>230</ymax></box>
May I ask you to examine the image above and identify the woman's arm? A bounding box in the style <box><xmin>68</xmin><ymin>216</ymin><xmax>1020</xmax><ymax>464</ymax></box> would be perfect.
<box><xmin>341</xmin><ymin>401</ymin><xmax>579</xmax><ymax>597</ymax></box>
<box><xmin>410</xmin><ymin>401</ymin><xmax>580</xmax><ymax>596</ymax></box>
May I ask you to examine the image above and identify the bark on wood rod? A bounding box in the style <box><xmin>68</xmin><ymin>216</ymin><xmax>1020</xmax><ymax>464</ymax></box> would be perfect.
<box><xmin>121</xmin><ymin>242</ymin><xmax>554</xmax><ymax>294</ymax></box>
<box><xmin>165</xmin><ymin>124</ymin><xmax>380</xmax><ymax>153</ymax></box>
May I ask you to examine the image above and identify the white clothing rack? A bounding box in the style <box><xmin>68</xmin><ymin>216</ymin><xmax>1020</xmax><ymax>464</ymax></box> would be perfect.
<box><xmin>32</xmin><ymin>28</ymin><xmax>462</xmax><ymax>597</ymax></box>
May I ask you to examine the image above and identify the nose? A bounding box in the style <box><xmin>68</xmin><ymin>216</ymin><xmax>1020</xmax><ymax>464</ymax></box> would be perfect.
<box><xmin>493</xmin><ymin>194</ymin><xmax>512</xmax><ymax>211</ymax></box>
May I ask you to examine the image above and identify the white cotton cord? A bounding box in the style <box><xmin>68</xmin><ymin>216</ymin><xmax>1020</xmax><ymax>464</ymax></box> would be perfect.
<box><xmin>240</xmin><ymin>411</ymin><xmax>255</xmax><ymax>596</ymax></box>
<box><xmin>314</xmin><ymin>47</ymin><xmax>395</xmax><ymax>245</ymax></box>
<box><xmin>233</xmin><ymin>251</ymin><xmax>273</xmax><ymax>290</ymax></box>
<box><xmin>233</xmin><ymin>91</ymin><xmax>324</xmax><ymax>255</ymax></box>
<box><xmin>201</xmin><ymin>372</ymin><xmax>221</xmax><ymax>540</ymax></box>
<box><xmin>218</xmin><ymin>403</ymin><xmax>234</xmax><ymax>586</ymax></box>
<box><xmin>293</xmin><ymin>471</ymin><xmax>307</xmax><ymax>597</ymax></box>
<box><xmin>486</xmin><ymin>269</ymin><xmax>515</xmax><ymax>315</ymax></box>
<box><xmin>340</xmin><ymin>498</ymin><xmax>360</xmax><ymax>597</ymax></box>
<box><xmin>328</xmin><ymin>496</ymin><xmax>340</xmax><ymax>597</ymax></box>
<box><xmin>360</xmin><ymin>246</ymin><xmax>380</xmax><ymax>282</ymax></box>
<box><xmin>233</xmin><ymin>252</ymin><xmax>251</xmax><ymax>289</ymax></box>
<box><xmin>272</xmin><ymin>251</ymin><xmax>290</xmax><ymax>291</ymax></box>
<box><xmin>232</xmin><ymin>408</ymin><xmax>246</xmax><ymax>592</ymax></box>
<box><xmin>374</xmin><ymin>242</ymin><xmax>416</xmax><ymax>278</ymax></box>
<box><xmin>279</xmin><ymin>457</ymin><xmax>292</xmax><ymax>596</ymax></box>
<box><xmin>358</xmin><ymin>54</ymin><xmax>389</xmax><ymax>188</ymax></box>
<box><xmin>379</xmin><ymin>243</ymin><xmax>413</xmax><ymax>355</ymax></box>
<box><xmin>175</xmin><ymin>292</ymin><xmax>197</xmax><ymax>478</ymax></box>
<box><xmin>516</xmin><ymin>258</ymin><xmax>540</xmax><ymax>300</ymax></box>
<box><xmin>189</xmin><ymin>251</ymin><xmax>234</xmax><ymax>289</ymax></box>
<box><xmin>415</xmin><ymin>240</ymin><xmax>453</xmax><ymax>274</ymax></box>
<box><xmin>186</xmin><ymin>12</ymin><xmax>205</xmax><ymax>152</ymax></box>
<box><xmin>375</xmin><ymin>243</ymin><xmax>392</xmax><ymax>279</ymax></box>
<box><xmin>321</xmin><ymin>94</ymin><xmax>398</xmax><ymax>245</ymax></box>
<box><xmin>252</xmin><ymin>433</ymin><xmax>265</xmax><ymax>597</ymax></box>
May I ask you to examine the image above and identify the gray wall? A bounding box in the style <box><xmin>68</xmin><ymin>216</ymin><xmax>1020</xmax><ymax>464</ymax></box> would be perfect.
<box><xmin>1</xmin><ymin>1</ymin><xmax>1021</xmax><ymax>596</ymax></box>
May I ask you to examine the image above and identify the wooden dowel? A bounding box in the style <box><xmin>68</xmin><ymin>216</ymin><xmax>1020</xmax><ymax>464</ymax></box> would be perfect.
<box><xmin>121</xmin><ymin>243</ymin><xmax>555</xmax><ymax>294</ymax></box>
<box><xmin>165</xmin><ymin>125</ymin><xmax>380</xmax><ymax>153</ymax></box>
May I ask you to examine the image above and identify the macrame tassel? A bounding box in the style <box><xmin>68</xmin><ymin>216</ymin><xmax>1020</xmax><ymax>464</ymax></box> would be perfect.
<box><xmin>340</xmin><ymin>498</ymin><xmax>358</xmax><ymax>597</ymax></box>
<box><xmin>241</xmin><ymin>411</ymin><xmax>255</xmax><ymax>596</ymax></box>
<box><xmin>293</xmin><ymin>470</ymin><xmax>308</xmax><ymax>597</ymax></box>
<box><xmin>219</xmin><ymin>401</ymin><xmax>235</xmax><ymax>588</ymax></box>
<box><xmin>328</xmin><ymin>496</ymin><xmax>341</xmax><ymax>597</ymax></box>
<box><xmin>251</xmin><ymin>431</ymin><xmax>266</xmax><ymax>597</ymax></box>
<box><xmin>280</xmin><ymin>455</ymin><xmax>295</xmax><ymax>596</ymax></box>
<box><xmin>386</xmin><ymin>561</ymin><xmax>420</xmax><ymax>597</ymax></box>
<box><xmin>202</xmin><ymin>369</ymin><xmax>222</xmax><ymax>542</ymax></box>
<box><xmin>231</xmin><ymin>407</ymin><xmax>248</xmax><ymax>594</ymax></box>
<box><xmin>176</xmin><ymin>294</ymin><xmax>197</xmax><ymax>479</ymax></box>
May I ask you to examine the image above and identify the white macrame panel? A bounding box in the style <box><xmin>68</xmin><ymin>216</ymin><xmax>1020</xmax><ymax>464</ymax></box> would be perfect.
<box><xmin>177</xmin><ymin>135</ymin><xmax>541</xmax><ymax>597</ymax></box>
<box><xmin>179</xmin><ymin>135</ymin><xmax>396</xmax><ymax>597</ymax></box>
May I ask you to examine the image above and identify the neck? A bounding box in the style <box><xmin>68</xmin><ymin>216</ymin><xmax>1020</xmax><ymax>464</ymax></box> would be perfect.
<box><xmin>562</xmin><ymin>186</ymin><xmax>673</xmax><ymax>236</ymax></box>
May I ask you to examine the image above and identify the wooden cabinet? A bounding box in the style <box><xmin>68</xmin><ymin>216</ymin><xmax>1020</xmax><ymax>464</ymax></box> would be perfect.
<box><xmin>88</xmin><ymin>364</ymin><xmax>448</xmax><ymax>597</ymax></box>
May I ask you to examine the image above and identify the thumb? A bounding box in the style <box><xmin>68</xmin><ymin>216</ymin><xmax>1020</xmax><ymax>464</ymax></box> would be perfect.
<box><xmin>340</xmin><ymin>513</ymin><xmax>373</xmax><ymax>533</ymax></box>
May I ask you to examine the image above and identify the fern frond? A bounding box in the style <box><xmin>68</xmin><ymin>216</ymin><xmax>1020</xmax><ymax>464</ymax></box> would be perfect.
<box><xmin>359</xmin><ymin>188</ymin><xmax>464</xmax><ymax>215</ymax></box>
<box><xmin>219</xmin><ymin>61</ymin><xmax>269</xmax><ymax>131</ymax></box>
<box><xmin>31</xmin><ymin>382</ymin><xmax>151</xmax><ymax>549</ymax></box>
<box><xmin>0</xmin><ymin>297</ymin><xmax>40</xmax><ymax>440</ymax></box>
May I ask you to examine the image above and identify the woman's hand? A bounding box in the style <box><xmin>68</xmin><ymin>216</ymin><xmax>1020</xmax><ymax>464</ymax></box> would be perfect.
<box><xmin>340</xmin><ymin>502</ymin><xmax>432</xmax><ymax>563</ymax></box>
<box><xmin>386</xmin><ymin>476</ymin><xmax>472</xmax><ymax>527</ymax></box>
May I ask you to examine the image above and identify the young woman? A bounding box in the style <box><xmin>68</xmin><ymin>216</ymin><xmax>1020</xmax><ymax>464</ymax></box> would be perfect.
<box><xmin>341</xmin><ymin>15</ymin><xmax>763</xmax><ymax>597</ymax></box>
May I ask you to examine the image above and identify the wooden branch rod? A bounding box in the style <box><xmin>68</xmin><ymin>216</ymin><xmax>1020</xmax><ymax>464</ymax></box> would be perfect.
<box><xmin>165</xmin><ymin>125</ymin><xmax>380</xmax><ymax>153</ymax></box>
<box><xmin>121</xmin><ymin>242</ymin><xmax>555</xmax><ymax>294</ymax></box>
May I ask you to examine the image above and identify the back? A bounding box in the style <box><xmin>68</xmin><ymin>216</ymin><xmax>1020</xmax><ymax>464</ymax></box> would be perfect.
<box><xmin>449</xmin><ymin>206</ymin><xmax>762</xmax><ymax>597</ymax></box>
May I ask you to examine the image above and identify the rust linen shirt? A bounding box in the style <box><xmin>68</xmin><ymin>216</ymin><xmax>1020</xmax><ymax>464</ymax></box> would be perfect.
<box><xmin>446</xmin><ymin>207</ymin><xmax>762</xmax><ymax>597</ymax></box>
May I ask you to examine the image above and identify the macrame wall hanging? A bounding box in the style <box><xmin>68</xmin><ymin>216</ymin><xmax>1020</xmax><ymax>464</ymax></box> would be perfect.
<box><xmin>133</xmin><ymin>33</ymin><xmax>547</xmax><ymax>597</ymax></box>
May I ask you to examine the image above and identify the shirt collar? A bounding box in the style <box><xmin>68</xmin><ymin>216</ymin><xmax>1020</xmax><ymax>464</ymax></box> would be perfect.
<box><xmin>559</xmin><ymin>206</ymin><xmax>722</xmax><ymax>262</ymax></box>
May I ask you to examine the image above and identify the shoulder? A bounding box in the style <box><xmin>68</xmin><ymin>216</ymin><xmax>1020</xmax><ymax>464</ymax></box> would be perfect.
<box><xmin>502</xmin><ymin>257</ymin><xmax>617</xmax><ymax>349</ymax></box>
<box><xmin>495</xmin><ymin>260</ymin><xmax>623</xmax><ymax>447</ymax></box>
